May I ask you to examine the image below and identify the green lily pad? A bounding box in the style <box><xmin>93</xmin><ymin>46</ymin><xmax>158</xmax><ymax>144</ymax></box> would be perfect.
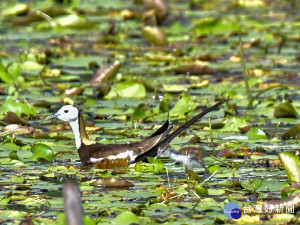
<box><xmin>274</xmin><ymin>102</ymin><xmax>298</xmax><ymax>118</ymax></box>
<box><xmin>133</xmin><ymin>103</ymin><xmax>153</xmax><ymax>121</ymax></box>
<box><xmin>278</xmin><ymin>152</ymin><xmax>300</xmax><ymax>182</ymax></box>
<box><xmin>247</xmin><ymin>127</ymin><xmax>268</xmax><ymax>140</ymax></box>
<box><xmin>208</xmin><ymin>165</ymin><xmax>220</xmax><ymax>174</ymax></box>
<box><xmin>31</xmin><ymin>143</ymin><xmax>54</xmax><ymax>161</ymax></box>
<box><xmin>105</xmin><ymin>80</ymin><xmax>146</xmax><ymax>99</ymax></box>
<box><xmin>114</xmin><ymin>211</ymin><xmax>139</xmax><ymax>225</ymax></box>
<box><xmin>194</xmin><ymin>184</ymin><xmax>208</xmax><ymax>197</ymax></box>
<box><xmin>0</xmin><ymin>97</ymin><xmax>37</xmax><ymax>116</ymax></box>
<box><xmin>0</xmin><ymin>61</ymin><xmax>23</xmax><ymax>83</ymax></box>
<box><xmin>282</xmin><ymin>123</ymin><xmax>300</xmax><ymax>140</ymax></box>
<box><xmin>169</xmin><ymin>92</ymin><xmax>197</xmax><ymax>118</ymax></box>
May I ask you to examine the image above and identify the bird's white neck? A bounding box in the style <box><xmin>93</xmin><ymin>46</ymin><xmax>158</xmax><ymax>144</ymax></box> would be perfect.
<box><xmin>68</xmin><ymin>112</ymin><xmax>95</xmax><ymax>149</ymax></box>
<box><xmin>69</xmin><ymin>118</ymin><xmax>82</xmax><ymax>149</ymax></box>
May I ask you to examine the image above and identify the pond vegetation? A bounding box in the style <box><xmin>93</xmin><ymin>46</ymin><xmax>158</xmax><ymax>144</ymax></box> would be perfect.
<box><xmin>0</xmin><ymin>0</ymin><xmax>299</xmax><ymax>224</ymax></box>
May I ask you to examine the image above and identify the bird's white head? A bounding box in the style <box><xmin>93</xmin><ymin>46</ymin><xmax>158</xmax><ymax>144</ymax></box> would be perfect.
<box><xmin>46</xmin><ymin>105</ymin><xmax>79</xmax><ymax>122</ymax></box>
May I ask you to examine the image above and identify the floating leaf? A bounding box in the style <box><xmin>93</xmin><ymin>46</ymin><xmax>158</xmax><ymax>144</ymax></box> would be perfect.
<box><xmin>63</xmin><ymin>87</ymin><xmax>85</xmax><ymax>96</ymax></box>
<box><xmin>0</xmin><ymin>97</ymin><xmax>37</xmax><ymax>116</ymax></box>
<box><xmin>144</xmin><ymin>0</ymin><xmax>168</xmax><ymax>24</ymax></box>
<box><xmin>13</xmin><ymin>6</ymin><xmax>69</xmax><ymax>26</ymax></box>
<box><xmin>2</xmin><ymin>124</ymin><xmax>34</xmax><ymax>136</ymax></box>
<box><xmin>247</xmin><ymin>127</ymin><xmax>268</xmax><ymax>140</ymax></box>
<box><xmin>187</xmin><ymin>168</ymin><xmax>203</xmax><ymax>182</ymax></box>
<box><xmin>281</xmin><ymin>182</ymin><xmax>300</xmax><ymax>199</ymax></box>
<box><xmin>241</xmin><ymin>178</ymin><xmax>263</xmax><ymax>192</ymax></box>
<box><xmin>90</xmin><ymin>178</ymin><xmax>134</xmax><ymax>188</ymax></box>
<box><xmin>31</xmin><ymin>143</ymin><xmax>54</xmax><ymax>161</ymax></box>
<box><xmin>114</xmin><ymin>211</ymin><xmax>139</xmax><ymax>225</ymax></box>
<box><xmin>55</xmin><ymin>14</ymin><xmax>93</xmax><ymax>29</ymax></box>
<box><xmin>218</xmin><ymin>148</ymin><xmax>236</xmax><ymax>158</ymax></box>
<box><xmin>133</xmin><ymin>103</ymin><xmax>153</xmax><ymax>121</ymax></box>
<box><xmin>278</xmin><ymin>152</ymin><xmax>300</xmax><ymax>182</ymax></box>
<box><xmin>142</xmin><ymin>26</ymin><xmax>167</xmax><ymax>46</ymax></box>
<box><xmin>8</xmin><ymin>150</ymin><xmax>19</xmax><ymax>160</ymax></box>
<box><xmin>104</xmin><ymin>80</ymin><xmax>146</xmax><ymax>99</ymax></box>
<box><xmin>0</xmin><ymin>197</ymin><xmax>11</xmax><ymax>206</ymax></box>
<box><xmin>192</xmin><ymin>17</ymin><xmax>240</xmax><ymax>35</ymax></box>
<box><xmin>282</xmin><ymin>123</ymin><xmax>300</xmax><ymax>140</ymax></box>
<box><xmin>2</xmin><ymin>3</ymin><xmax>28</xmax><ymax>16</ymax></box>
<box><xmin>238</xmin><ymin>125</ymin><xmax>253</xmax><ymax>133</ymax></box>
<box><xmin>4</xmin><ymin>111</ymin><xmax>30</xmax><ymax>125</ymax></box>
<box><xmin>169</xmin><ymin>92</ymin><xmax>197</xmax><ymax>118</ymax></box>
<box><xmin>208</xmin><ymin>165</ymin><xmax>220</xmax><ymax>174</ymax></box>
<box><xmin>174</xmin><ymin>64</ymin><xmax>216</xmax><ymax>75</ymax></box>
<box><xmin>135</xmin><ymin>157</ymin><xmax>164</xmax><ymax>173</ymax></box>
<box><xmin>194</xmin><ymin>184</ymin><xmax>208</xmax><ymax>197</ymax></box>
<box><xmin>90</xmin><ymin>60</ymin><xmax>121</xmax><ymax>83</ymax></box>
<box><xmin>0</xmin><ymin>61</ymin><xmax>22</xmax><ymax>83</ymax></box>
<box><xmin>273</xmin><ymin>102</ymin><xmax>297</xmax><ymax>118</ymax></box>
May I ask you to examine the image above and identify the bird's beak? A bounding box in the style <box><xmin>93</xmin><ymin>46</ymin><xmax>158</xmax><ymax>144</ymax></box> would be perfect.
<box><xmin>45</xmin><ymin>113</ymin><xmax>59</xmax><ymax>120</ymax></box>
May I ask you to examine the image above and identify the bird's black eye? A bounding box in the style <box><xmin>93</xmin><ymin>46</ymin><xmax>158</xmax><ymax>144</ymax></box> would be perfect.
<box><xmin>64</xmin><ymin>110</ymin><xmax>68</xmax><ymax>113</ymax></box>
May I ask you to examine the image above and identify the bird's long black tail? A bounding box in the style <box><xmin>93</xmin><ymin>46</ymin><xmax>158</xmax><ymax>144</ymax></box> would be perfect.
<box><xmin>134</xmin><ymin>99</ymin><xmax>227</xmax><ymax>162</ymax></box>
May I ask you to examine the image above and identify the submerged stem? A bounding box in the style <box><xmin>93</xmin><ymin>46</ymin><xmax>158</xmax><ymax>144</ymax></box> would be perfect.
<box><xmin>239</xmin><ymin>33</ymin><xmax>253</xmax><ymax>108</ymax></box>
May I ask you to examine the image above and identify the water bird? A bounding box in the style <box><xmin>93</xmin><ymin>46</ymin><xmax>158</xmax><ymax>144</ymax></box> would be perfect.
<box><xmin>159</xmin><ymin>146</ymin><xmax>205</xmax><ymax>169</ymax></box>
<box><xmin>45</xmin><ymin>100</ymin><xmax>226</xmax><ymax>166</ymax></box>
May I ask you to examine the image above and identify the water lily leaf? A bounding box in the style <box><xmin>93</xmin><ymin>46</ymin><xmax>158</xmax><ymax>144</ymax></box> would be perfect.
<box><xmin>0</xmin><ymin>197</ymin><xmax>11</xmax><ymax>205</ymax></box>
<box><xmin>8</xmin><ymin>150</ymin><xmax>19</xmax><ymax>160</ymax></box>
<box><xmin>114</xmin><ymin>211</ymin><xmax>139</xmax><ymax>225</ymax></box>
<box><xmin>187</xmin><ymin>169</ymin><xmax>203</xmax><ymax>182</ymax></box>
<box><xmin>282</xmin><ymin>123</ymin><xmax>300</xmax><ymax>140</ymax></box>
<box><xmin>0</xmin><ymin>61</ymin><xmax>22</xmax><ymax>83</ymax></box>
<box><xmin>2</xmin><ymin>124</ymin><xmax>34</xmax><ymax>136</ymax></box>
<box><xmin>281</xmin><ymin>182</ymin><xmax>300</xmax><ymax>199</ymax></box>
<box><xmin>219</xmin><ymin>117</ymin><xmax>248</xmax><ymax>132</ymax></box>
<box><xmin>194</xmin><ymin>184</ymin><xmax>208</xmax><ymax>197</ymax></box>
<box><xmin>247</xmin><ymin>127</ymin><xmax>268</xmax><ymax>140</ymax></box>
<box><xmin>1</xmin><ymin>142</ymin><xmax>20</xmax><ymax>151</ymax></box>
<box><xmin>135</xmin><ymin>157</ymin><xmax>164</xmax><ymax>173</ymax></box>
<box><xmin>192</xmin><ymin>17</ymin><xmax>240</xmax><ymax>35</ymax></box>
<box><xmin>31</xmin><ymin>143</ymin><xmax>54</xmax><ymax>161</ymax></box>
<box><xmin>169</xmin><ymin>92</ymin><xmax>197</xmax><ymax>118</ymax></box>
<box><xmin>104</xmin><ymin>80</ymin><xmax>146</xmax><ymax>99</ymax></box>
<box><xmin>4</xmin><ymin>111</ymin><xmax>30</xmax><ymax>125</ymax></box>
<box><xmin>20</xmin><ymin>61</ymin><xmax>43</xmax><ymax>72</ymax></box>
<box><xmin>241</xmin><ymin>178</ymin><xmax>263</xmax><ymax>191</ymax></box>
<box><xmin>208</xmin><ymin>165</ymin><xmax>220</xmax><ymax>173</ymax></box>
<box><xmin>133</xmin><ymin>103</ymin><xmax>153</xmax><ymax>121</ymax></box>
<box><xmin>0</xmin><ymin>97</ymin><xmax>37</xmax><ymax>116</ymax></box>
<box><xmin>218</xmin><ymin>148</ymin><xmax>236</xmax><ymax>158</ymax></box>
<box><xmin>2</xmin><ymin>3</ymin><xmax>28</xmax><ymax>16</ymax></box>
<box><xmin>144</xmin><ymin>0</ymin><xmax>168</xmax><ymax>24</ymax></box>
<box><xmin>278</xmin><ymin>152</ymin><xmax>300</xmax><ymax>182</ymax></box>
<box><xmin>12</xmin><ymin>6</ymin><xmax>69</xmax><ymax>26</ymax></box>
<box><xmin>63</xmin><ymin>87</ymin><xmax>85</xmax><ymax>96</ymax></box>
<box><xmin>90</xmin><ymin>178</ymin><xmax>134</xmax><ymax>188</ymax></box>
<box><xmin>142</xmin><ymin>26</ymin><xmax>167</xmax><ymax>46</ymax></box>
<box><xmin>174</xmin><ymin>64</ymin><xmax>216</xmax><ymax>75</ymax></box>
<box><xmin>157</xmin><ymin>92</ymin><xmax>172</xmax><ymax>113</ymax></box>
<box><xmin>56</xmin><ymin>14</ymin><xmax>93</xmax><ymax>29</ymax></box>
<box><xmin>238</xmin><ymin>125</ymin><xmax>253</xmax><ymax>133</ymax></box>
<box><xmin>90</xmin><ymin>61</ymin><xmax>121</xmax><ymax>83</ymax></box>
<box><xmin>273</xmin><ymin>102</ymin><xmax>298</xmax><ymax>118</ymax></box>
